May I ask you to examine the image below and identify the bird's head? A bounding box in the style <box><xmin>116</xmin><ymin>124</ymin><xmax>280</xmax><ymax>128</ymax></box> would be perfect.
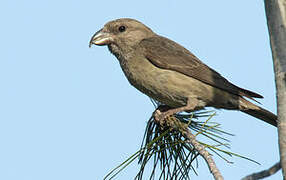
<box><xmin>89</xmin><ymin>18</ymin><xmax>154</xmax><ymax>49</ymax></box>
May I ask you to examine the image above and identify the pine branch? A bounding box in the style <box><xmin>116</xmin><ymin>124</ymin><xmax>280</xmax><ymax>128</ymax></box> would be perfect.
<box><xmin>154</xmin><ymin>112</ymin><xmax>224</xmax><ymax>180</ymax></box>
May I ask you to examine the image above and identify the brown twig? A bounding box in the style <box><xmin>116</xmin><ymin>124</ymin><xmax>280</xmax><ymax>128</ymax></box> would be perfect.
<box><xmin>242</xmin><ymin>161</ymin><xmax>281</xmax><ymax>180</ymax></box>
<box><xmin>182</xmin><ymin>127</ymin><xmax>224</xmax><ymax>180</ymax></box>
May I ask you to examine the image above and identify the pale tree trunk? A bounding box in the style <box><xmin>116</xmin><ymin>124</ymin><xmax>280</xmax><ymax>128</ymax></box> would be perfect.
<box><xmin>264</xmin><ymin>0</ymin><xmax>286</xmax><ymax>178</ymax></box>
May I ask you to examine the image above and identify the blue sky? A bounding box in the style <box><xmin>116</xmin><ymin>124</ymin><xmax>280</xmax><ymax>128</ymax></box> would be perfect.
<box><xmin>0</xmin><ymin>0</ymin><xmax>280</xmax><ymax>179</ymax></box>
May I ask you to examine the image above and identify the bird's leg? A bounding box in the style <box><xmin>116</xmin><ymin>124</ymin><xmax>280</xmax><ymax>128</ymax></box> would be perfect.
<box><xmin>154</xmin><ymin>98</ymin><xmax>199</xmax><ymax>124</ymax></box>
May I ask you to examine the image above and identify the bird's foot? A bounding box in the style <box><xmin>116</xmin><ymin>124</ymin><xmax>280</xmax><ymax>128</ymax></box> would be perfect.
<box><xmin>153</xmin><ymin>105</ymin><xmax>173</xmax><ymax>126</ymax></box>
<box><xmin>153</xmin><ymin>109</ymin><xmax>165</xmax><ymax>125</ymax></box>
<box><xmin>153</xmin><ymin>100</ymin><xmax>198</xmax><ymax>126</ymax></box>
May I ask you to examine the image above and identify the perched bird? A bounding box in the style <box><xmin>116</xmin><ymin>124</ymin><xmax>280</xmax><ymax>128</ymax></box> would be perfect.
<box><xmin>89</xmin><ymin>18</ymin><xmax>277</xmax><ymax>127</ymax></box>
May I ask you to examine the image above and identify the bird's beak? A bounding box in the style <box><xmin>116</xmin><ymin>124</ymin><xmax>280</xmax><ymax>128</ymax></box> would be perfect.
<box><xmin>89</xmin><ymin>29</ymin><xmax>112</xmax><ymax>47</ymax></box>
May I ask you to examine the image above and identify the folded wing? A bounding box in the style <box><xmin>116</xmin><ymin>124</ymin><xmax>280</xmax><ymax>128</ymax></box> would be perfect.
<box><xmin>139</xmin><ymin>36</ymin><xmax>263</xmax><ymax>100</ymax></box>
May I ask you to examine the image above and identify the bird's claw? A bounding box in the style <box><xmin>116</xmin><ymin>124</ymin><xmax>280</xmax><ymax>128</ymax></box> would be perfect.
<box><xmin>153</xmin><ymin>109</ymin><xmax>169</xmax><ymax>125</ymax></box>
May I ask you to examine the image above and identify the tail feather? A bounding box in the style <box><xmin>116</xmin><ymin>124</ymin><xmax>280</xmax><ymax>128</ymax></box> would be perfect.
<box><xmin>238</xmin><ymin>97</ymin><xmax>277</xmax><ymax>127</ymax></box>
<box><xmin>241</xmin><ymin>108</ymin><xmax>277</xmax><ymax>127</ymax></box>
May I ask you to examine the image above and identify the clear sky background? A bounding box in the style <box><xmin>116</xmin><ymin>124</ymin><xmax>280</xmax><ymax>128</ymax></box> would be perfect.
<box><xmin>0</xmin><ymin>0</ymin><xmax>281</xmax><ymax>179</ymax></box>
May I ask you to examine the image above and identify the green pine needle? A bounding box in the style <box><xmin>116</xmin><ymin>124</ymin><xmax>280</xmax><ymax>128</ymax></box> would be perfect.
<box><xmin>103</xmin><ymin>101</ymin><xmax>259</xmax><ymax>180</ymax></box>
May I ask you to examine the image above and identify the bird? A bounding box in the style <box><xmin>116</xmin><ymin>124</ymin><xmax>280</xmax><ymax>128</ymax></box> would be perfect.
<box><xmin>89</xmin><ymin>18</ymin><xmax>277</xmax><ymax>127</ymax></box>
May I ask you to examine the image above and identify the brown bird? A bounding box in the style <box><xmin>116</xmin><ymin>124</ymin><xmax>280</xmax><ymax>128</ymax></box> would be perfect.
<box><xmin>89</xmin><ymin>18</ymin><xmax>277</xmax><ymax>127</ymax></box>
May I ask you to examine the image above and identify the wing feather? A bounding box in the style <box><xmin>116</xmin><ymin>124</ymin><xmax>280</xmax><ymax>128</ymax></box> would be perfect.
<box><xmin>139</xmin><ymin>36</ymin><xmax>263</xmax><ymax>100</ymax></box>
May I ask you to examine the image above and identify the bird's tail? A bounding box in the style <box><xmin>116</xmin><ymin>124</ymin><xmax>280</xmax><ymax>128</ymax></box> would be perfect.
<box><xmin>239</xmin><ymin>98</ymin><xmax>277</xmax><ymax>127</ymax></box>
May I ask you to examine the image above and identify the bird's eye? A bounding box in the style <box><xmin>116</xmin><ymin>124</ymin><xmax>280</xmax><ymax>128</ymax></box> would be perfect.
<box><xmin>118</xmin><ymin>26</ymin><xmax>126</xmax><ymax>32</ymax></box>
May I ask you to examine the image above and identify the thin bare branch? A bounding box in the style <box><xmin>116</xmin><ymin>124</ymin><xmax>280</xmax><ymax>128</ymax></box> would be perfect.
<box><xmin>242</xmin><ymin>161</ymin><xmax>281</xmax><ymax>180</ymax></box>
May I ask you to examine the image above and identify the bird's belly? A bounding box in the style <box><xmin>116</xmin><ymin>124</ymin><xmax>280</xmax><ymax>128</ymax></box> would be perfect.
<box><xmin>122</xmin><ymin>58</ymin><xmax>215</xmax><ymax>108</ymax></box>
